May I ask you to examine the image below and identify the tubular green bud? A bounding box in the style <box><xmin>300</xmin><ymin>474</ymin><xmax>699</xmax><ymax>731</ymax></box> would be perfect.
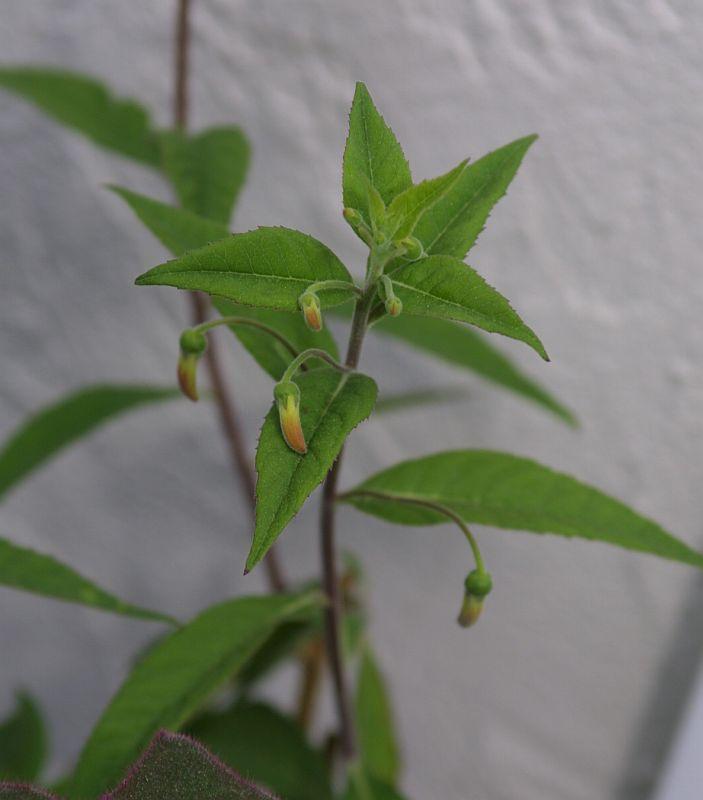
<box><xmin>385</xmin><ymin>296</ymin><xmax>403</xmax><ymax>317</ymax></box>
<box><xmin>274</xmin><ymin>381</ymin><xmax>307</xmax><ymax>454</ymax></box>
<box><xmin>343</xmin><ymin>207</ymin><xmax>362</xmax><ymax>227</ymax></box>
<box><xmin>299</xmin><ymin>291</ymin><xmax>323</xmax><ymax>332</ymax></box>
<box><xmin>458</xmin><ymin>569</ymin><xmax>493</xmax><ymax>628</ymax></box>
<box><xmin>177</xmin><ymin>329</ymin><xmax>208</xmax><ymax>402</ymax></box>
<box><xmin>399</xmin><ymin>236</ymin><xmax>423</xmax><ymax>261</ymax></box>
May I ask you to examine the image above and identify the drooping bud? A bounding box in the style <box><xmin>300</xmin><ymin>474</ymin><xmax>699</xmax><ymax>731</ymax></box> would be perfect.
<box><xmin>177</xmin><ymin>328</ymin><xmax>208</xmax><ymax>402</ymax></box>
<box><xmin>457</xmin><ymin>569</ymin><xmax>492</xmax><ymax>628</ymax></box>
<box><xmin>343</xmin><ymin>207</ymin><xmax>362</xmax><ymax>227</ymax></box>
<box><xmin>299</xmin><ymin>291</ymin><xmax>323</xmax><ymax>332</ymax></box>
<box><xmin>399</xmin><ymin>236</ymin><xmax>424</xmax><ymax>261</ymax></box>
<box><xmin>385</xmin><ymin>296</ymin><xmax>403</xmax><ymax>317</ymax></box>
<box><xmin>274</xmin><ymin>381</ymin><xmax>307</xmax><ymax>454</ymax></box>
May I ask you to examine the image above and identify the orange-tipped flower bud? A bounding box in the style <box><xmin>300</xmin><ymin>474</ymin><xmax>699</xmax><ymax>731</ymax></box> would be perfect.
<box><xmin>299</xmin><ymin>291</ymin><xmax>323</xmax><ymax>332</ymax></box>
<box><xmin>385</xmin><ymin>296</ymin><xmax>403</xmax><ymax>317</ymax></box>
<box><xmin>274</xmin><ymin>382</ymin><xmax>307</xmax><ymax>454</ymax></box>
<box><xmin>457</xmin><ymin>569</ymin><xmax>492</xmax><ymax>629</ymax></box>
<box><xmin>177</xmin><ymin>329</ymin><xmax>208</xmax><ymax>402</ymax></box>
<box><xmin>400</xmin><ymin>236</ymin><xmax>423</xmax><ymax>261</ymax></box>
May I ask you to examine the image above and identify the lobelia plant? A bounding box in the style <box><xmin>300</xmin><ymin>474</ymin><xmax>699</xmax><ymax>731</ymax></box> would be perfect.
<box><xmin>1</xmin><ymin>6</ymin><xmax>703</xmax><ymax>800</ymax></box>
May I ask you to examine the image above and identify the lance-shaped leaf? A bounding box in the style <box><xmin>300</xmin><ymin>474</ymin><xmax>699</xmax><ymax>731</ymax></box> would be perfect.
<box><xmin>355</xmin><ymin>647</ymin><xmax>400</xmax><ymax>786</ymax></box>
<box><xmin>0</xmin><ymin>67</ymin><xmax>160</xmax><ymax>166</ymax></box>
<box><xmin>0</xmin><ymin>693</ymin><xmax>47</xmax><ymax>781</ymax></box>
<box><xmin>342</xmin><ymin>451</ymin><xmax>703</xmax><ymax>569</ymax></box>
<box><xmin>160</xmin><ymin>127</ymin><xmax>250</xmax><ymax>224</ymax></box>
<box><xmin>382</xmin><ymin>160</ymin><xmax>468</xmax><ymax>241</ymax></box>
<box><xmin>0</xmin><ymin>385</ymin><xmax>178</xmax><ymax>500</ymax></box>
<box><xmin>343</xmin><ymin>83</ymin><xmax>412</xmax><ymax>226</ymax></box>
<box><xmin>135</xmin><ymin>227</ymin><xmax>353</xmax><ymax>310</ymax></box>
<box><xmin>248</xmin><ymin>368</ymin><xmax>377</xmax><ymax>572</ymax></box>
<box><xmin>374</xmin><ymin>386</ymin><xmax>468</xmax><ymax>415</ymax></box>
<box><xmin>372</xmin><ymin>315</ymin><xmax>575</xmax><ymax>425</ymax></box>
<box><xmin>212</xmin><ymin>299</ymin><xmax>339</xmax><ymax>381</ymax></box>
<box><xmin>107</xmin><ymin>731</ymin><xmax>281</xmax><ymax>800</ymax></box>
<box><xmin>69</xmin><ymin>591</ymin><xmax>321</xmax><ymax>799</ymax></box>
<box><xmin>0</xmin><ymin>537</ymin><xmax>176</xmax><ymax>624</ymax></box>
<box><xmin>187</xmin><ymin>701</ymin><xmax>332</xmax><ymax>800</ymax></box>
<box><xmin>390</xmin><ymin>256</ymin><xmax>548</xmax><ymax>360</ymax></box>
<box><xmin>408</xmin><ymin>134</ymin><xmax>537</xmax><ymax>261</ymax></box>
<box><xmin>343</xmin><ymin>769</ymin><xmax>408</xmax><ymax>800</ymax></box>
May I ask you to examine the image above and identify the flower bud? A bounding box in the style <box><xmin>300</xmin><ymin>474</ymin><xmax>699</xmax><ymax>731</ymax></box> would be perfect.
<box><xmin>299</xmin><ymin>291</ymin><xmax>323</xmax><ymax>332</ymax></box>
<box><xmin>399</xmin><ymin>236</ymin><xmax>423</xmax><ymax>261</ymax></box>
<box><xmin>177</xmin><ymin>329</ymin><xmax>208</xmax><ymax>402</ymax></box>
<box><xmin>385</xmin><ymin>296</ymin><xmax>403</xmax><ymax>317</ymax></box>
<box><xmin>343</xmin><ymin>207</ymin><xmax>362</xmax><ymax>227</ymax></box>
<box><xmin>274</xmin><ymin>381</ymin><xmax>307</xmax><ymax>454</ymax></box>
<box><xmin>457</xmin><ymin>569</ymin><xmax>492</xmax><ymax>628</ymax></box>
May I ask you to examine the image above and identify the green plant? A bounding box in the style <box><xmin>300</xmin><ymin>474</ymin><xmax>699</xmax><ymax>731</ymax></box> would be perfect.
<box><xmin>1</xmin><ymin>6</ymin><xmax>701</xmax><ymax>800</ymax></box>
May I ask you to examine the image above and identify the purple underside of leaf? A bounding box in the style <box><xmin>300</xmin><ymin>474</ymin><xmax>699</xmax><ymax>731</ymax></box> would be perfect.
<box><xmin>0</xmin><ymin>783</ymin><xmax>59</xmax><ymax>800</ymax></box>
<box><xmin>102</xmin><ymin>730</ymin><xmax>281</xmax><ymax>800</ymax></box>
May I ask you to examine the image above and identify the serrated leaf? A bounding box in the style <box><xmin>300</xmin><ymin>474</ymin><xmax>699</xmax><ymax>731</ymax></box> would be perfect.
<box><xmin>408</xmin><ymin>134</ymin><xmax>537</xmax><ymax>260</ymax></box>
<box><xmin>135</xmin><ymin>227</ymin><xmax>353</xmax><ymax>311</ymax></box>
<box><xmin>109</xmin><ymin>186</ymin><xmax>229</xmax><ymax>255</ymax></box>
<box><xmin>355</xmin><ymin>648</ymin><xmax>400</xmax><ymax>786</ymax></box>
<box><xmin>160</xmin><ymin>127</ymin><xmax>250</xmax><ymax>224</ymax></box>
<box><xmin>69</xmin><ymin>591</ymin><xmax>321</xmax><ymax>799</ymax></box>
<box><xmin>0</xmin><ymin>537</ymin><xmax>177</xmax><ymax>624</ymax></box>
<box><xmin>0</xmin><ymin>693</ymin><xmax>47</xmax><ymax>781</ymax></box>
<box><xmin>390</xmin><ymin>255</ymin><xmax>548</xmax><ymax>360</ymax></box>
<box><xmin>107</xmin><ymin>731</ymin><xmax>280</xmax><ymax>800</ymax></box>
<box><xmin>343</xmin><ymin>83</ymin><xmax>412</xmax><ymax>227</ymax></box>
<box><xmin>383</xmin><ymin>160</ymin><xmax>468</xmax><ymax>241</ymax></box>
<box><xmin>247</xmin><ymin>368</ymin><xmax>377</xmax><ymax>572</ymax></box>
<box><xmin>342</xmin><ymin>451</ymin><xmax>703</xmax><ymax>569</ymax></box>
<box><xmin>212</xmin><ymin>299</ymin><xmax>340</xmax><ymax>381</ymax></box>
<box><xmin>187</xmin><ymin>701</ymin><xmax>332</xmax><ymax>800</ymax></box>
<box><xmin>372</xmin><ymin>315</ymin><xmax>575</xmax><ymax>425</ymax></box>
<box><xmin>0</xmin><ymin>67</ymin><xmax>160</xmax><ymax>166</ymax></box>
<box><xmin>0</xmin><ymin>385</ymin><xmax>178</xmax><ymax>500</ymax></box>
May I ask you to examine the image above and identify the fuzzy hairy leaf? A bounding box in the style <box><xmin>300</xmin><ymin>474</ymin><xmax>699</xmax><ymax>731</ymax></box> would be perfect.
<box><xmin>390</xmin><ymin>255</ymin><xmax>548</xmax><ymax>360</ymax></box>
<box><xmin>383</xmin><ymin>160</ymin><xmax>467</xmax><ymax>241</ymax></box>
<box><xmin>0</xmin><ymin>537</ymin><xmax>176</xmax><ymax>625</ymax></box>
<box><xmin>343</xmin><ymin>83</ymin><xmax>412</xmax><ymax>226</ymax></box>
<box><xmin>409</xmin><ymin>134</ymin><xmax>537</xmax><ymax>260</ymax></box>
<box><xmin>372</xmin><ymin>315</ymin><xmax>574</xmax><ymax>425</ymax></box>
<box><xmin>0</xmin><ymin>385</ymin><xmax>178</xmax><ymax>500</ymax></box>
<box><xmin>355</xmin><ymin>648</ymin><xmax>400</xmax><ymax>786</ymax></box>
<box><xmin>343</xmin><ymin>451</ymin><xmax>703</xmax><ymax>569</ymax></box>
<box><xmin>212</xmin><ymin>299</ymin><xmax>339</xmax><ymax>381</ymax></box>
<box><xmin>0</xmin><ymin>67</ymin><xmax>160</xmax><ymax>166</ymax></box>
<box><xmin>0</xmin><ymin>693</ymin><xmax>46</xmax><ymax>781</ymax></box>
<box><xmin>160</xmin><ymin>127</ymin><xmax>250</xmax><ymax>224</ymax></box>
<box><xmin>187</xmin><ymin>701</ymin><xmax>332</xmax><ymax>800</ymax></box>
<box><xmin>0</xmin><ymin>787</ymin><xmax>55</xmax><ymax>800</ymax></box>
<box><xmin>70</xmin><ymin>591</ymin><xmax>321</xmax><ymax>799</ymax></box>
<box><xmin>248</xmin><ymin>368</ymin><xmax>377</xmax><ymax>572</ymax></box>
<box><xmin>135</xmin><ymin>227</ymin><xmax>353</xmax><ymax>310</ymax></box>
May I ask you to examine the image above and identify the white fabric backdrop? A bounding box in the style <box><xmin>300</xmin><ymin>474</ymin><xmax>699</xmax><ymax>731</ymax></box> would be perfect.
<box><xmin>1</xmin><ymin>2</ymin><xmax>703</xmax><ymax>799</ymax></box>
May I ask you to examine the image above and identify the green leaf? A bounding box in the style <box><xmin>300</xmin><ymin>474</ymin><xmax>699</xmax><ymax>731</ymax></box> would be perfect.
<box><xmin>187</xmin><ymin>701</ymin><xmax>332</xmax><ymax>800</ymax></box>
<box><xmin>135</xmin><ymin>227</ymin><xmax>353</xmax><ymax>311</ymax></box>
<box><xmin>390</xmin><ymin>255</ymin><xmax>548</xmax><ymax>360</ymax></box>
<box><xmin>408</xmin><ymin>134</ymin><xmax>537</xmax><ymax>260</ymax></box>
<box><xmin>0</xmin><ymin>693</ymin><xmax>47</xmax><ymax>781</ymax></box>
<box><xmin>107</xmin><ymin>731</ymin><xmax>281</xmax><ymax>800</ymax></box>
<box><xmin>0</xmin><ymin>67</ymin><xmax>160</xmax><ymax>166</ymax></box>
<box><xmin>0</xmin><ymin>787</ymin><xmax>56</xmax><ymax>800</ymax></box>
<box><xmin>383</xmin><ymin>160</ymin><xmax>468</xmax><ymax>241</ymax></box>
<box><xmin>355</xmin><ymin>648</ymin><xmax>400</xmax><ymax>786</ymax></box>
<box><xmin>212</xmin><ymin>299</ymin><xmax>340</xmax><ymax>381</ymax></box>
<box><xmin>343</xmin><ymin>83</ymin><xmax>412</xmax><ymax>226</ymax></box>
<box><xmin>236</xmin><ymin>619</ymin><xmax>315</xmax><ymax>692</ymax></box>
<box><xmin>69</xmin><ymin>591</ymin><xmax>322</xmax><ymax>799</ymax></box>
<box><xmin>343</xmin><ymin>769</ymin><xmax>408</xmax><ymax>800</ymax></box>
<box><xmin>342</xmin><ymin>451</ymin><xmax>703</xmax><ymax>569</ymax></box>
<box><xmin>247</xmin><ymin>368</ymin><xmax>377</xmax><ymax>572</ymax></box>
<box><xmin>372</xmin><ymin>315</ymin><xmax>575</xmax><ymax>425</ymax></box>
<box><xmin>0</xmin><ymin>537</ymin><xmax>177</xmax><ymax>624</ymax></box>
<box><xmin>160</xmin><ymin>127</ymin><xmax>250</xmax><ymax>224</ymax></box>
<box><xmin>374</xmin><ymin>386</ymin><xmax>468</xmax><ymax>415</ymax></box>
<box><xmin>0</xmin><ymin>385</ymin><xmax>178</xmax><ymax>500</ymax></box>
<box><xmin>109</xmin><ymin>186</ymin><xmax>229</xmax><ymax>256</ymax></box>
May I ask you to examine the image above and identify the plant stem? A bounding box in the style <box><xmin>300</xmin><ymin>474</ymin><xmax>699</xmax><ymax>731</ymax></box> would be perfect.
<box><xmin>319</xmin><ymin>286</ymin><xmax>377</xmax><ymax>759</ymax></box>
<box><xmin>172</xmin><ymin>0</ymin><xmax>287</xmax><ymax>593</ymax></box>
